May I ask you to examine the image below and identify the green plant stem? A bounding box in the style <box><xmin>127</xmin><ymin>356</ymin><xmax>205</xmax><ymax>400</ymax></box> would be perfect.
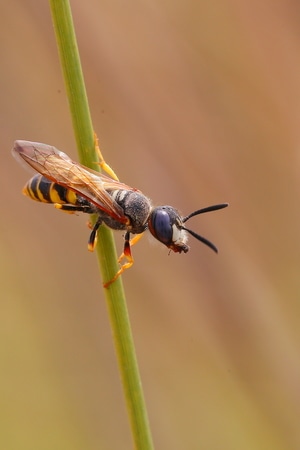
<box><xmin>49</xmin><ymin>1</ymin><xmax>154</xmax><ymax>449</ymax></box>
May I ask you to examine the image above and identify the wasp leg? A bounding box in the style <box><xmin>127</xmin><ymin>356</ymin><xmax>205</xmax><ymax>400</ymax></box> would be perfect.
<box><xmin>88</xmin><ymin>218</ymin><xmax>102</xmax><ymax>252</ymax></box>
<box><xmin>118</xmin><ymin>233</ymin><xmax>144</xmax><ymax>263</ymax></box>
<box><xmin>104</xmin><ymin>231</ymin><xmax>134</xmax><ymax>288</ymax></box>
<box><xmin>54</xmin><ymin>204</ymin><xmax>93</xmax><ymax>214</ymax></box>
<box><xmin>94</xmin><ymin>132</ymin><xmax>119</xmax><ymax>181</ymax></box>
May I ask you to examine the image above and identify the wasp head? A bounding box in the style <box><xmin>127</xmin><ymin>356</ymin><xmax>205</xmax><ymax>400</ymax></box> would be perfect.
<box><xmin>148</xmin><ymin>203</ymin><xmax>228</xmax><ymax>253</ymax></box>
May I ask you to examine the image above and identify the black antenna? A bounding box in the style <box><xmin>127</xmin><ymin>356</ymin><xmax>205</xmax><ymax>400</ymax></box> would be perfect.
<box><xmin>183</xmin><ymin>203</ymin><xmax>228</xmax><ymax>223</ymax></box>
<box><xmin>183</xmin><ymin>227</ymin><xmax>219</xmax><ymax>253</ymax></box>
<box><xmin>182</xmin><ymin>203</ymin><xmax>228</xmax><ymax>253</ymax></box>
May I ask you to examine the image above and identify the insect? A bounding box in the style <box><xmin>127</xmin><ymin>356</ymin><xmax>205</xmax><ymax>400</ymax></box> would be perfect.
<box><xmin>13</xmin><ymin>140</ymin><xmax>228</xmax><ymax>287</ymax></box>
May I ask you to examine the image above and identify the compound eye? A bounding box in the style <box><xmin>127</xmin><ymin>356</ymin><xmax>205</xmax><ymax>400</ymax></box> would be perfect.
<box><xmin>149</xmin><ymin>209</ymin><xmax>173</xmax><ymax>245</ymax></box>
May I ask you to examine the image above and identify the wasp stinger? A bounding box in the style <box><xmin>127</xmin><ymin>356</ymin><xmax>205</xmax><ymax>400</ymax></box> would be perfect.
<box><xmin>13</xmin><ymin>140</ymin><xmax>228</xmax><ymax>287</ymax></box>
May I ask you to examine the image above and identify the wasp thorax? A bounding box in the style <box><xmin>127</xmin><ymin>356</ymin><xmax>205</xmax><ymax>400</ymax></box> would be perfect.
<box><xmin>111</xmin><ymin>189</ymin><xmax>152</xmax><ymax>233</ymax></box>
<box><xmin>148</xmin><ymin>206</ymin><xmax>189</xmax><ymax>253</ymax></box>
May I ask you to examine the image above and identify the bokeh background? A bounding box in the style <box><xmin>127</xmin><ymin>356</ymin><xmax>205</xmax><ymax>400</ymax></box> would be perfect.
<box><xmin>2</xmin><ymin>1</ymin><xmax>300</xmax><ymax>449</ymax></box>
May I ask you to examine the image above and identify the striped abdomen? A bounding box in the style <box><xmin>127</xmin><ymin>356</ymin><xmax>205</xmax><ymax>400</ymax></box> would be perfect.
<box><xmin>22</xmin><ymin>172</ymin><xmax>99</xmax><ymax>216</ymax></box>
<box><xmin>23</xmin><ymin>174</ymin><xmax>80</xmax><ymax>205</ymax></box>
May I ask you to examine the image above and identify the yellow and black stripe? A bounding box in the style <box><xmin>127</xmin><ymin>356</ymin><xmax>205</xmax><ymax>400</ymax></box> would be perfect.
<box><xmin>22</xmin><ymin>174</ymin><xmax>95</xmax><ymax>215</ymax></box>
<box><xmin>23</xmin><ymin>174</ymin><xmax>79</xmax><ymax>205</ymax></box>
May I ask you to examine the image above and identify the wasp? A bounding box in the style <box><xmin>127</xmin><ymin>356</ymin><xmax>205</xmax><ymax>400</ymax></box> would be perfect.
<box><xmin>13</xmin><ymin>140</ymin><xmax>228</xmax><ymax>287</ymax></box>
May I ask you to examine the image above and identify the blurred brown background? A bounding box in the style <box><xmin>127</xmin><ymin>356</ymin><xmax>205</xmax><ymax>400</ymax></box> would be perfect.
<box><xmin>2</xmin><ymin>1</ymin><xmax>300</xmax><ymax>449</ymax></box>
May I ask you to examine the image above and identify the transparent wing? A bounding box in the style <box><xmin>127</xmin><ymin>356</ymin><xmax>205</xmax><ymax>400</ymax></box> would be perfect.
<box><xmin>13</xmin><ymin>140</ymin><xmax>132</xmax><ymax>222</ymax></box>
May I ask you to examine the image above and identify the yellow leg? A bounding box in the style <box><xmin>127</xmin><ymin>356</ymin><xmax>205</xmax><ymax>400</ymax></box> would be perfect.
<box><xmin>103</xmin><ymin>258</ymin><xmax>134</xmax><ymax>288</ymax></box>
<box><xmin>54</xmin><ymin>203</ymin><xmax>76</xmax><ymax>214</ymax></box>
<box><xmin>104</xmin><ymin>231</ymin><xmax>133</xmax><ymax>287</ymax></box>
<box><xmin>103</xmin><ymin>233</ymin><xmax>144</xmax><ymax>288</ymax></box>
<box><xmin>94</xmin><ymin>132</ymin><xmax>119</xmax><ymax>181</ymax></box>
<box><xmin>54</xmin><ymin>203</ymin><xmax>92</xmax><ymax>214</ymax></box>
<box><xmin>117</xmin><ymin>233</ymin><xmax>144</xmax><ymax>264</ymax></box>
